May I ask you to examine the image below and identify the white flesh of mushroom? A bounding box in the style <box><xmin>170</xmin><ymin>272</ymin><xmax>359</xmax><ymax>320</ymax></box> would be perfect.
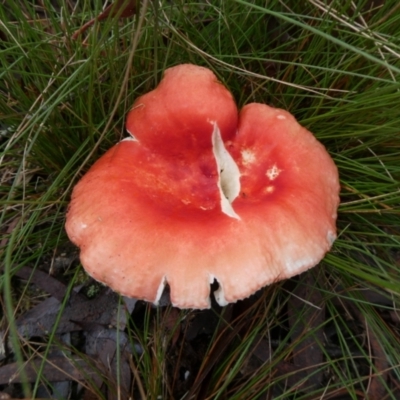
<box><xmin>211</xmin><ymin>122</ymin><xmax>241</xmax><ymax>220</ymax></box>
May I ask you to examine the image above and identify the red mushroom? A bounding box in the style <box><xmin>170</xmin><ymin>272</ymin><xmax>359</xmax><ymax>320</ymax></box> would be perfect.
<box><xmin>65</xmin><ymin>64</ymin><xmax>340</xmax><ymax>309</ymax></box>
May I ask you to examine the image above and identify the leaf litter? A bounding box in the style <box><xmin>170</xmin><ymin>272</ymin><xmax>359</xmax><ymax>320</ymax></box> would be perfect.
<box><xmin>2</xmin><ymin>257</ymin><xmax>399</xmax><ymax>398</ymax></box>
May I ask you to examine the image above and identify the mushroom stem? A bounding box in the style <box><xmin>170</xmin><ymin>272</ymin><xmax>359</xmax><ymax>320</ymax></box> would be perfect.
<box><xmin>211</xmin><ymin>122</ymin><xmax>241</xmax><ymax>220</ymax></box>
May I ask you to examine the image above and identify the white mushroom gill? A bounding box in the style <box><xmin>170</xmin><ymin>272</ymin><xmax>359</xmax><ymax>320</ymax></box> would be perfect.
<box><xmin>209</xmin><ymin>274</ymin><xmax>226</xmax><ymax>306</ymax></box>
<box><xmin>211</xmin><ymin>122</ymin><xmax>241</xmax><ymax>220</ymax></box>
<box><xmin>154</xmin><ymin>276</ymin><xmax>167</xmax><ymax>305</ymax></box>
<box><xmin>214</xmin><ymin>283</ymin><xmax>228</xmax><ymax>306</ymax></box>
<box><xmin>121</xmin><ymin>136</ymin><xmax>138</xmax><ymax>142</ymax></box>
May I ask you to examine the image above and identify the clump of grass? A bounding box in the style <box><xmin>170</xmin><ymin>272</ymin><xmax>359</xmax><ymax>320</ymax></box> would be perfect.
<box><xmin>1</xmin><ymin>0</ymin><xmax>400</xmax><ymax>399</ymax></box>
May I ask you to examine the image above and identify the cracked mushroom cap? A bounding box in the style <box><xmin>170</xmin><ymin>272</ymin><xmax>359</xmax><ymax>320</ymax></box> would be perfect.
<box><xmin>65</xmin><ymin>64</ymin><xmax>340</xmax><ymax>309</ymax></box>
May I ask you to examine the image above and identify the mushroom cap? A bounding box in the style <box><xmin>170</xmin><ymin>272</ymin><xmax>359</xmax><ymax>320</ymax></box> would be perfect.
<box><xmin>65</xmin><ymin>64</ymin><xmax>340</xmax><ymax>309</ymax></box>
<box><xmin>125</xmin><ymin>64</ymin><xmax>238</xmax><ymax>157</ymax></box>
